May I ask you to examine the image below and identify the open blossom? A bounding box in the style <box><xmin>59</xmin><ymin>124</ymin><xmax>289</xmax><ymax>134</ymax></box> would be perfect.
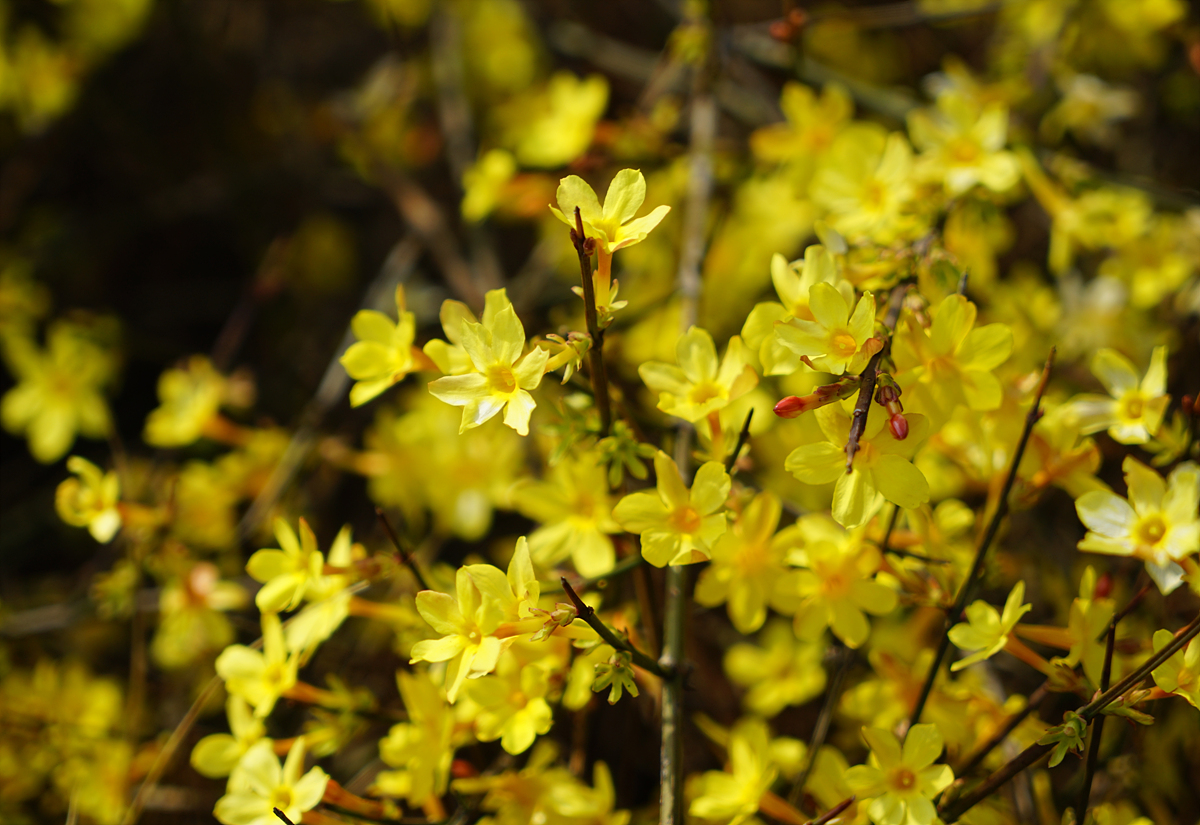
<box><xmin>549</xmin><ymin>168</ymin><xmax>670</xmax><ymax>255</ymax></box>
<box><xmin>427</xmin><ymin>300</ymin><xmax>549</xmax><ymax>436</ymax></box>
<box><xmin>55</xmin><ymin>456</ymin><xmax>122</xmax><ymax>543</ymax></box>
<box><xmin>1075</xmin><ymin>457</ymin><xmax>1199</xmax><ymax>593</ymax></box>
<box><xmin>845</xmin><ymin>724</ymin><xmax>954</xmax><ymax>825</ymax></box>
<box><xmin>948</xmin><ymin>581</ymin><xmax>1032</xmax><ymax>671</ymax></box>
<box><xmin>214</xmin><ymin>739</ymin><xmax>328</xmax><ymax>825</ymax></box>
<box><xmin>612</xmin><ymin>451</ymin><xmax>730</xmax><ymax>566</ymax></box>
<box><xmin>215</xmin><ymin>612</ymin><xmax>298</xmax><ymax>719</ymax></box>
<box><xmin>1151</xmin><ymin>628</ymin><xmax>1200</xmax><ymax>709</ymax></box>
<box><xmin>774</xmin><ymin>283</ymin><xmax>880</xmax><ymax>376</ymax></box>
<box><xmin>638</xmin><ymin>326</ymin><xmax>758</xmax><ymax>424</ymax></box>
<box><xmin>1066</xmin><ymin>345</ymin><xmax>1169</xmax><ymax>445</ymax></box>
<box><xmin>340</xmin><ymin>285</ymin><xmax>428</xmax><ymax>407</ymax></box>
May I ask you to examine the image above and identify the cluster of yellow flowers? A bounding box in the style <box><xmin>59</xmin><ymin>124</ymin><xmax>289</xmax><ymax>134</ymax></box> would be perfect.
<box><xmin>3</xmin><ymin>0</ymin><xmax>1200</xmax><ymax>824</ymax></box>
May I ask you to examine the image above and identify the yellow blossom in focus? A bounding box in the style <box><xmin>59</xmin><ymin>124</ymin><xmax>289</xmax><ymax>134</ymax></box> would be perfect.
<box><xmin>638</xmin><ymin>326</ymin><xmax>758</xmax><ymax>424</ymax></box>
<box><xmin>245</xmin><ymin>518</ymin><xmax>327</xmax><ymax>613</ymax></box>
<box><xmin>215</xmin><ymin>611</ymin><xmax>299</xmax><ymax>718</ymax></box>
<box><xmin>948</xmin><ymin>581</ymin><xmax>1032</xmax><ymax>671</ymax></box>
<box><xmin>774</xmin><ymin>283</ymin><xmax>879</xmax><ymax>376</ymax></box>
<box><xmin>1066</xmin><ymin>346</ymin><xmax>1169</xmax><ymax>445</ymax></box>
<box><xmin>1075</xmin><ymin>457</ymin><xmax>1199</xmax><ymax>593</ymax></box>
<box><xmin>423</xmin><ymin>289</ymin><xmax>513</xmax><ymax>376</ymax></box>
<box><xmin>549</xmin><ymin>168</ymin><xmax>672</xmax><ymax>255</ymax></box>
<box><xmin>612</xmin><ymin>451</ymin><xmax>730</xmax><ymax>566</ymax></box>
<box><xmin>55</xmin><ymin>456</ymin><xmax>121</xmax><ymax>543</ymax></box>
<box><xmin>845</xmin><ymin>724</ymin><xmax>954</xmax><ymax>825</ymax></box>
<box><xmin>427</xmin><ymin>296</ymin><xmax>549</xmax><ymax>436</ymax></box>
<box><xmin>213</xmin><ymin>739</ymin><xmax>329</xmax><ymax>825</ymax></box>
<box><xmin>340</xmin><ymin>285</ymin><xmax>427</xmax><ymax>407</ymax></box>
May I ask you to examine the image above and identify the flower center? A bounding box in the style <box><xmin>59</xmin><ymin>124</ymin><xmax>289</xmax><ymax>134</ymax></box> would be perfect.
<box><xmin>688</xmin><ymin>381</ymin><xmax>724</xmax><ymax>406</ymax></box>
<box><xmin>949</xmin><ymin>138</ymin><xmax>980</xmax><ymax>164</ymax></box>
<box><xmin>669</xmin><ymin>506</ymin><xmax>702</xmax><ymax>534</ymax></box>
<box><xmin>889</xmin><ymin>767</ymin><xmax>917</xmax><ymax>792</ymax></box>
<box><xmin>831</xmin><ymin>331</ymin><xmax>858</xmax><ymax>358</ymax></box>
<box><xmin>1134</xmin><ymin>514</ymin><xmax>1166</xmax><ymax>547</ymax></box>
<box><xmin>1118</xmin><ymin>392</ymin><xmax>1145</xmax><ymax>422</ymax></box>
<box><xmin>270</xmin><ymin>786</ymin><xmax>294</xmax><ymax>811</ymax></box>
<box><xmin>265</xmin><ymin>662</ymin><xmax>286</xmax><ymax>687</ymax></box>
<box><xmin>487</xmin><ymin>365</ymin><xmax>517</xmax><ymax>394</ymax></box>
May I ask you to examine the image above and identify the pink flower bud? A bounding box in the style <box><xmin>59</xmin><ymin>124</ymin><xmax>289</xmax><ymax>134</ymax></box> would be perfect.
<box><xmin>889</xmin><ymin>412</ymin><xmax>909</xmax><ymax>441</ymax></box>
<box><xmin>774</xmin><ymin>396</ymin><xmax>809</xmax><ymax>418</ymax></box>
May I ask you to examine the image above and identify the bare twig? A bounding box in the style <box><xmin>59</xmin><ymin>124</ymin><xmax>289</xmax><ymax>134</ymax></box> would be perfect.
<box><xmin>725</xmin><ymin>409</ymin><xmax>754</xmax><ymax>475</ymax></box>
<box><xmin>1077</xmin><ymin>614</ymin><xmax>1117</xmax><ymax>816</ymax></box>
<box><xmin>845</xmin><ymin>284</ymin><xmax>908</xmax><ymax>471</ymax></box>
<box><xmin>571</xmin><ymin>209</ymin><xmax>613</xmax><ymax>437</ymax></box>
<box><xmin>375</xmin><ymin>508</ymin><xmax>431</xmax><ymax>592</ymax></box>
<box><xmin>560</xmin><ymin>577</ymin><xmax>670</xmax><ymax>679</ymax></box>
<box><xmin>910</xmin><ymin>348</ymin><xmax>1056</xmax><ymax>727</ymax></box>
<box><xmin>939</xmin><ymin>611</ymin><xmax>1200</xmax><ymax>823</ymax></box>
<box><xmin>809</xmin><ymin>796</ymin><xmax>855</xmax><ymax>825</ymax></box>
<box><xmin>1095</xmin><ymin>578</ymin><xmax>1151</xmax><ymax>642</ymax></box>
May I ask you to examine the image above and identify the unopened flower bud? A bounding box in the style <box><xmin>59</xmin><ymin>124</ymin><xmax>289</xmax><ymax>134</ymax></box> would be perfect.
<box><xmin>774</xmin><ymin>395</ymin><xmax>809</xmax><ymax>418</ymax></box>
<box><xmin>1094</xmin><ymin>571</ymin><xmax>1114</xmax><ymax>599</ymax></box>
<box><xmin>888</xmin><ymin>412</ymin><xmax>909</xmax><ymax>441</ymax></box>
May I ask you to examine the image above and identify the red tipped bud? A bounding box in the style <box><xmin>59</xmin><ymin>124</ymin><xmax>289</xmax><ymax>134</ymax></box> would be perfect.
<box><xmin>774</xmin><ymin>395</ymin><xmax>809</xmax><ymax>418</ymax></box>
<box><xmin>452</xmin><ymin>759</ymin><xmax>479</xmax><ymax>779</ymax></box>
<box><xmin>888</xmin><ymin>412</ymin><xmax>909</xmax><ymax>441</ymax></box>
<box><xmin>1094</xmin><ymin>572</ymin><xmax>1114</xmax><ymax>599</ymax></box>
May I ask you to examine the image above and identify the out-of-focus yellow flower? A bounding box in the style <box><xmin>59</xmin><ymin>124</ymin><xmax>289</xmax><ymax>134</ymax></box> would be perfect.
<box><xmin>341</xmin><ymin>285</ymin><xmax>429</xmax><ymax>407</ymax></box>
<box><xmin>613</xmin><ymin>450</ymin><xmax>730</xmax><ymax>566</ymax></box>
<box><xmin>694</xmin><ymin>491</ymin><xmax>799</xmax><ymax>634</ymax></box>
<box><xmin>427</xmin><ymin>296</ymin><xmax>548</xmax><ymax>436</ymax></box>
<box><xmin>810</xmin><ymin>125</ymin><xmax>918</xmax><ymax>244</ymax></box>
<box><xmin>153</xmin><ymin>562</ymin><xmax>248</xmax><ymax>669</ymax></box>
<box><xmin>512</xmin><ymin>452</ymin><xmax>620</xmax><ymax>578</ymax></box>
<box><xmin>908</xmin><ymin>88</ymin><xmax>1019</xmax><ymax>196</ymax></box>
<box><xmin>774</xmin><ymin>283</ymin><xmax>880</xmax><ymax>376</ymax></box>
<box><xmin>462</xmin><ymin>148</ymin><xmax>517</xmax><ymax>222</ymax></box>
<box><xmin>1041</xmin><ymin>73</ymin><xmax>1138</xmax><ymax>146</ymax></box>
<box><xmin>785</xmin><ymin>404</ymin><xmax>930</xmax><ymax>528</ymax></box>
<box><xmin>246</xmin><ymin>518</ymin><xmax>328</xmax><ymax>613</ymax></box>
<box><xmin>1</xmin><ymin>320</ymin><xmax>116</xmax><ymax>462</ymax></box>
<box><xmin>505</xmin><ymin>72</ymin><xmax>608</xmax><ymax>168</ymax></box>
<box><xmin>144</xmin><ymin>355</ymin><xmax>252</xmax><ymax>447</ymax></box>
<box><xmin>467</xmin><ymin>652</ymin><xmax>554</xmax><ymax>754</ymax></box>
<box><xmin>1066</xmin><ymin>346</ymin><xmax>1169</xmax><ymax>445</ymax></box>
<box><xmin>724</xmin><ymin>620</ymin><xmax>827</xmax><ymax>717</ymax></box>
<box><xmin>214</xmin><ymin>739</ymin><xmax>329</xmax><ymax>825</ymax></box>
<box><xmin>549</xmin><ymin>168</ymin><xmax>671</xmax><ymax>255</ymax></box>
<box><xmin>751</xmin><ymin>82</ymin><xmax>853</xmax><ymax>179</ymax></box>
<box><xmin>1151</xmin><ymin>628</ymin><xmax>1200</xmax><ymax>709</ymax></box>
<box><xmin>374</xmin><ymin>670</ymin><xmax>456</xmax><ymax>806</ymax></box>
<box><xmin>948</xmin><ymin>581</ymin><xmax>1032</xmax><ymax>671</ymax></box>
<box><xmin>215</xmin><ymin>612</ymin><xmax>299</xmax><ymax>718</ymax></box>
<box><xmin>845</xmin><ymin>724</ymin><xmax>954</xmax><ymax>825</ymax></box>
<box><xmin>55</xmin><ymin>456</ymin><xmax>121</xmax><ymax>543</ymax></box>
<box><xmin>191</xmin><ymin>696</ymin><xmax>269</xmax><ymax>779</ymax></box>
<box><xmin>790</xmin><ymin>517</ymin><xmax>897</xmax><ymax>649</ymax></box>
<box><xmin>1075</xmin><ymin>457</ymin><xmax>1199</xmax><ymax>593</ymax></box>
<box><xmin>638</xmin><ymin>326</ymin><xmax>758</xmax><ymax>424</ymax></box>
<box><xmin>689</xmin><ymin>717</ymin><xmax>778</xmax><ymax>825</ymax></box>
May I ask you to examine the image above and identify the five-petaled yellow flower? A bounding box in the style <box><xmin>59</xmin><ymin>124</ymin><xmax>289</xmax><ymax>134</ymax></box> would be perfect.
<box><xmin>340</xmin><ymin>285</ymin><xmax>429</xmax><ymax>407</ymax></box>
<box><xmin>549</xmin><ymin>168</ymin><xmax>670</xmax><ymax>255</ymax></box>
<box><xmin>638</xmin><ymin>326</ymin><xmax>758</xmax><ymax>425</ymax></box>
<box><xmin>845</xmin><ymin>724</ymin><xmax>954</xmax><ymax>825</ymax></box>
<box><xmin>427</xmin><ymin>302</ymin><xmax>549</xmax><ymax>436</ymax></box>
<box><xmin>213</xmin><ymin>738</ymin><xmax>328</xmax><ymax>825</ymax></box>
<box><xmin>613</xmin><ymin>451</ymin><xmax>730</xmax><ymax>566</ymax></box>
<box><xmin>774</xmin><ymin>283</ymin><xmax>879</xmax><ymax>376</ymax></box>
<box><xmin>1067</xmin><ymin>345</ymin><xmax>1169</xmax><ymax>445</ymax></box>
<box><xmin>948</xmin><ymin>581</ymin><xmax>1032</xmax><ymax>671</ymax></box>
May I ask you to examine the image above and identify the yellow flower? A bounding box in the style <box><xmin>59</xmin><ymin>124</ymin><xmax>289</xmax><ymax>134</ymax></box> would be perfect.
<box><xmin>506</xmin><ymin>72</ymin><xmax>608</xmax><ymax>168</ymax></box>
<box><xmin>1075</xmin><ymin>457</ymin><xmax>1199</xmax><ymax>593</ymax></box>
<box><xmin>422</xmin><ymin>289</ymin><xmax>513</xmax><ymax>376</ymax></box>
<box><xmin>1</xmin><ymin>320</ymin><xmax>115</xmax><ymax>462</ymax></box>
<box><xmin>891</xmin><ymin>293</ymin><xmax>1013</xmax><ymax>428</ymax></box>
<box><xmin>612</xmin><ymin>451</ymin><xmax>730</xmax><ymax>566</ymax></box>
<box><xmin>1150</xmin><ymin>628</ymin><xmax>1200</xmax><ymax>709</ymax></box>
<box><xmin>374</xmin><ymin>670</ymin><xmax>456</xmax><ymax>806</ymax></box>
<box><xmin>638</xmin><ymin>326</ymin><xmax>758</xmax><ymax>424</ymax></box>
<box><xmin>790</xmin><ymin>517</ymin><xmax>897</xmax><ymax>649</ymax></box>
<box><xmin>845</xmin><ymin>724</ymin><xmax>954</xmax><ymax>825</ymax></box>
<box><xmin>144</xmin><ymin>355</ymin><xmax>250</xmax><ymax>447</ymax></box>
<box><xmin>461</xmin><ymin>148</ymin><xmax>517</xmax><ymax>222</ymax></box>
<box><xmin>750</xmin><ymin>82</ymin><xmax>853</xmax><ymax>178</ymax></box>
<box><xmin>190</xmin><ymin>696</ymin><xmax>268</xmax><ymax>779</ymax></box>
<box><xmin>948</xmin><ymin>581</ymin><xmax>1032</xmax><ymax>671</ymax></box>
<box><xmin>409</xmin><ymin>538</ymin><xmax>540</xmax><ymax>701</ymax></box>
<box><xmin>908</xmin><ymin>90</ymin><xmax>1020</xmax><ymax>195</ymax></box>
<box><xmin>785</xmin><ymin>404</ymin><xmax>931</xmax><ymax>528</ymax></box>
<box><xmin>689</xmin><ymin>717</ymin><xmax>778</xmax><ymax>825</ymax></box>
<box><xmin>810</xmin><ymin>125</ymin><xmax>917</xmax><ymax>244</ymax></box>
<box><xmin>512</xmin><ymin>452</ymin><xmax>620</xmax><ymax>578</ymax></box>
<box><xmin>215</xmin><ymin>612</ymin><xmax>299</xmax><ymax>718</ymax></box>
<box><xmin>1066</xmin><ymin>346</ymin><xmax>1169</xmax><ymax>445</ymax></box>
<box><xmin>724</xmin><ymin>620</ymin><xmax>827</xmax><ymax>717</ymax></box>
<box><xmin>340</xmin><ymin>285</ymin><xmax>425</xmax><ymax>407</ymax></box>
<box><xmin>245</xmin><ymin>518</ymin><xmax>327</xmax><ymax>613</ymax></box>
<box><xmin>774</xmin><ymin>283</ymin><xmax>879</xmax><ymax>376</ymax></box>
<box><xmin>467</xmin><ymin>653</ymin><xmax>554</xmax><ymax>755</ymax></box>
<box><xmin>214</xmin><ymin>739</ymin><xmax>329</xmax><ymax>825</ymax></box>
<box><xmin>427</xmin><ymin>299</ymin><xmax>549</xmax><ymax>436</ymax></box>
<box><xmin>153</xmin><ymin>562</ymin><xmax>248</xmax><ymax>669</ymax></box>
<box><xmin>549</xmin><ymin>168</ymin><xmax>671</xmax><ymax>255</ymax></box>
<box><xmin>694</xmin><ymin>491</ymin><xmax>799</xmax><ymax>634</ymax></box>
<box><xmin>55</xmin><ymin>456</ymin><xmax>122</xmax><ymax>543</ymax></box>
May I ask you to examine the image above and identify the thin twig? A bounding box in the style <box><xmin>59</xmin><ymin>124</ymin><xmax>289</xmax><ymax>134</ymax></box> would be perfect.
<box><xmin>1077</xmin><ymin>615</ymin><xmax>1117</xmax><ymax>816</ymax></box>
<box><xmin>939</xmin><ymin>611</ymin><xmax>1200</xmax><ymax>823</ymax></box>
<box><xmin>1095</xmin><ymin>578</ymin><xmax>1151</xmax><ymax>643</ymax></box>
<box><xmin>725</xmin><ymin>408</ymin><xmax>754</xmax><ymax>475</ymax></box>
<box><xmin>910</xmin><ymin>348</ymin><xmax>1056</xmax><ymax>727</ymax></box>
<box><xmin>571</xmin><ymin>208</ymin><xmax>613</xmax><ymax>437</ymax></box>
<box><xmin>375</xmin><ymin>508</ymin><xmax>431</xmax><ymax>592</ymax></box>
<box><xmin>274</xmin><ymin>809</ymin><xmax>296</xmax><ymax>825</ymax></box>
<box><xmin>809</xmin><ymin>796</ymin><xmax>855</xmax><ymax>825</ymax></box>
<box><xmin>560</xmin><ymin>577</ymin><xmax>670</xmax><ymax>679</ymax></box>
<box><xmin>789</xmin><ymin>644</ymin><xmax>853</xmax><ymax>806</ymax></box>
<box><xmin>845</xmin><ymin>284</ymin><xmax>908</xmax><ymax>472</ymax></box>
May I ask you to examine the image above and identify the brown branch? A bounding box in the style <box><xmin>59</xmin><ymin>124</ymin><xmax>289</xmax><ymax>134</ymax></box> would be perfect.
<box><xmin>910</xmin><ymin>348</ymin><xmax>1056</xmax><ymax>727</ymax></box>
<box><xmin>939</xmin><ymin>610</ymin><xmax>1200</xmax><ymax>823</ymax></box>
<box><xmin>571</xmin><ymin>208</ymin><xmax>613</xmax><ymax>437</ymax></box>
<box><xmin>561</xmin><ymin>577</ymin><xmax>670</xmax><ymax>679</ymax></box>
<box><xmin>845</xmin><ymin>284</ymin><xmax>909</xmax><ymax>472</ymax></box>
<box><xmin>725</xmin><ymin>408</ymin><xmax>754</xmax><ymax>475</ymax></box>
<box><xmin>1077</xmin><ymin>614</ymin><xmax>1117</xmax><ymax>816</ymax></box>
<box><xmin>375</xmin><ymin>508</ymin><xmax>431</xmax><ymax>592</ymax></box>
<box><xmin>809</xmin><ymin>796</ymin><xmax>855</xmax><ymax>825</ymax></box>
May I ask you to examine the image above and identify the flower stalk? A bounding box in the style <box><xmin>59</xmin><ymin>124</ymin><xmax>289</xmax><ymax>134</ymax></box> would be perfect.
<box><xmin>571</xmin><ymin>207</ymin><xmax>613</xmax><ymax>438</ymax></box>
